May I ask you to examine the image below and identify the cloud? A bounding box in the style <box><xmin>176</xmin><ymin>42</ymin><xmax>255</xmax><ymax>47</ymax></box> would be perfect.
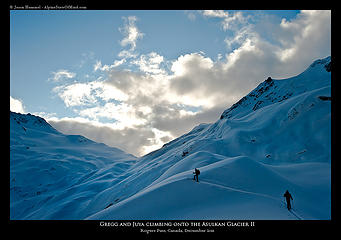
<box><xmin>277</xmin><ymin>10</ymin><xmax>331</xmax><ymax>64</ymax></box>
<box><xmin>132</xmin><ymin>52</ymin><xmax>166</xmax><ymax>75</ymax></box>
<box><xmin>48</xmin><ymin>69</ymin><xmax>76</xmax><ymax>82</ymax></box>
<box><xmin>168</xmin><ymin>51</ymin><xmax>257</xmax><ymax>109</ymax></box>
<box><xmin>184</xmin><ymin>10</ymin><xmax>197</xmax><ymax>21</ymax></box>
<box><xmin>78</xmin><ymin>102</ymin><xmax>148</xmax><ymax>129</ymax></box>
<box><xmin>52</xmin><ymin>82</ymin><xmax>99</xmax><ymax>107</ymax></box>
<box><xmin>53</xmin><ymin>80</ymin><xmax>128</xmax><ymax>108</ymax></box>
<box><xmin>119</xmin><ymin>16</ymin><xmax>144</xmax><ymax>50</ymax></box>
<box><xmin>105</xmin><ymin>68</ymin><xmax>167</xmax><ymax>104</ymax></box>
<box><xmin>93</xmin><ymin>59</ymin><xmax>126</xmax><ymax>72</ymax></box>
<box><xmin>150</xmin><ymin>105</ymin><xmax>227</xmax><ymax>137</ymax></box>
<box><xmin>32</xmin><ymin>111</ymin><xmax>56</xmax><ymax>119</ymax></box>
<box><xmin>93</xmin><ymin>60</ymin><xmax>102</xmax><ymax>71</ymax></box>
<box><xmin>220</xmin><ymin>12</ymin><xmax>249</xmax><ymax>31</ymax></box>
<box><xmin>201</xmin><ymin>10</ymin><xmax>229</xmax><ymax>18</ymax></box>
<box><xmin>224</xmin><ymin>25</ymin><xmax>258</xmax><ymax>50</ymax></box>
<box><xmin>200</xmin><ymin>10</ymin><xmax>330</xmax><ymax>73</ymax></box>
<box><xmin>10</xmin><ymin>96</ymin><xmax>25</xmax><ymax>113</ymax></box>
<box><xmin>201</xmin><ymin>10</ymin><xmax>249</xmax><ymax>31</ymax></box>
<box><xmin>48</xmin><ymin>11</ymin><xmax>330</xmax><ymax>157</ymax></box>
<box><xmin>117</xmin><ymin>50</ymin><xmax>138</xmax><ymax>59</ymax></box>
<box><xmin>50</xmin><ymin>60</ymin><xmax>227</xmax><ymax>156</ymax></box>
<box><xmin>46</xmin><ymin>116</ymin><xmax>163</xmax><ymax>157</ymax></box>
<box><xmin>45</xmin><ymin>100</ymin><xmax>224</xmax><ymax>157</ymax></box>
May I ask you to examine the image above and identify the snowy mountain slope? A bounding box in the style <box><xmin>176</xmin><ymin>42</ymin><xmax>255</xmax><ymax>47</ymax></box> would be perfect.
<box><xmin>88</xmin><ymin>156</ymin><xmax>329</xmax><ymax>220</ymax></box>
<box><xmin>220</xmin><ymin>56</ymin><xmax>331</xmax><ymax>120</ymax></box>
<box><xmin>88</xmin><ymin>56</ymin><xmax>331</xmax><ymax>220</ymax></box>
<box><xmin>10</xmin><ymin>56</ymin><xmax>331</xmax><ymax>220</ymax></box>
<box><xmin>10</xmin><ymin>112</ymin><xmax>137</xmax><ymax>219</ymax></box>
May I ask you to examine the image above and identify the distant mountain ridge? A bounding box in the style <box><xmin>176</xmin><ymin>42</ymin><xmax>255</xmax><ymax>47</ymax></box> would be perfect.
<box><xmin>10</xmin><ymin>111</ymin><xmax>137</xmax><ymax>219</ymax></box>
<box><xmin>10</xmin><ymin>111</ymin><xmax>57</xmax><ymax>132</ymax></box>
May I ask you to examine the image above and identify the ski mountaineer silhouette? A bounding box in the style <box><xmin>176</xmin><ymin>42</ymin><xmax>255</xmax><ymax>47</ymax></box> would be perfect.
<box><xmin>193</xmin><ymin>168</ymin><xmax>200</xmax><ymax>182</ymax></box>
<box><xmin>283</xmin><ymin>190</ymin><xmax>293</xmax><ymax>210</ymax></box>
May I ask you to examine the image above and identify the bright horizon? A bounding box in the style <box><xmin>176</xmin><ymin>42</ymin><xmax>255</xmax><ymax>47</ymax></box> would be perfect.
<box><xmin>10</xmin><ymin>10</ymin><xmax>331</xmax><ymax>156</ymax></box>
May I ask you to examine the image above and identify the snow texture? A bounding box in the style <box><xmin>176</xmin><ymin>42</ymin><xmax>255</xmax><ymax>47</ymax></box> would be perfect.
<box><xmin>10</xmin><ymin>56</ymin><xmax>331</xmax><ymax>220</ymax></box>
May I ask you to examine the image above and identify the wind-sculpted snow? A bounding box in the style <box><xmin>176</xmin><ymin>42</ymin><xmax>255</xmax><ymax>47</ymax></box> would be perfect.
<box><xmin>10</xmin><ymin>56</ymin><xmax>331</xmax><ymax>220</ymax></box>
<box><xmin>88</xmin><ymin>156</ymin><xmax>330</xmax><ymax>220</ymax></box>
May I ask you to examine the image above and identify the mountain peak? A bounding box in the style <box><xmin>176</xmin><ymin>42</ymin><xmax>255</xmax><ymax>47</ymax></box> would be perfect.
<box><xmin>11</xmin><ymin>111</ymin><xmax>50</xmax><ymax>126</ymax></box>
<box><xmin>220</xmin><ymin>56</ymin><xmax>331</xmax><ymax>120</ymax></box>
<box><xmin>309</xmin><ymin>56</ymin><xmax>331</xmax><ymax>72</ymax></box>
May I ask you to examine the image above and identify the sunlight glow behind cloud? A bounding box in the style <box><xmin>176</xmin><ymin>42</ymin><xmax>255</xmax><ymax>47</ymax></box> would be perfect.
<box><xmin>13</xmin><ymin>10</ymin><xmax>330</xmax><ymax>156</ymax></box>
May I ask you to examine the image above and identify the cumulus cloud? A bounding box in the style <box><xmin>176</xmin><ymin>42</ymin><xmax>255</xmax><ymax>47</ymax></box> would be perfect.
<box><xmin>168</xmin><ymin>50</ymin><xmax>266</xmax><ymax>110</ymax></box>
<box><xmin>150</xmin><ymin>105</ymin><xmax>227</xmax><ymax>137</ymax></box>
<box><xmin>10</xmin><ymin>96</ymin><xmax>26</xmax><ymax>113</ymax></box>
<box><xmin>277</xmin><ymin>10</ymin><xmax>331</xmax><ymax>65</ymax></box>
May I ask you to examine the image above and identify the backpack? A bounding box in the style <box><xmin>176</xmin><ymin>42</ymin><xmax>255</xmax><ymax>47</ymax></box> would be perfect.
<box><xmin>196</xmin><ymin>169</ymin><xmax>200</xmax><ymax>175</ymax></box>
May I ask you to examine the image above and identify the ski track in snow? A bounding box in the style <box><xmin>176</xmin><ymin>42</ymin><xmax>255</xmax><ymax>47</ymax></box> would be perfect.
<box><xmin>199</xmin><ymin>179</ymin><xmax>304</xmax><ymax>220</ymax></box>
<box><xmin>288</xmin><ymin>208</ymin><xmax>303</xmax><ymax>220</ymax></box>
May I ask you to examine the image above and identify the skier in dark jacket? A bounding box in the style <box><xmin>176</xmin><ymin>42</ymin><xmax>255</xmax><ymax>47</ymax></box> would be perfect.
<box><xmin>193</xmin><ymin>168</ymin><xmax>200</xmax><ymax>182</ymax></box>
<box><xmin>283</xmin><ymin>190</ymin><xmax>293</xmax><ymax>210</ymax></box>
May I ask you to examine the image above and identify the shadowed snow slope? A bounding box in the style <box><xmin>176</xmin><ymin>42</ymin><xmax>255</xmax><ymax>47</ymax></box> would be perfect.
<box><xmin>10</xmin><ymin>112</ymin><xmax>137</xmax><ymax>219</ymax></box>
<box><xmin>11</xmin><ymin>56</ymin><xmax>331</xmax><ymax>220</ymax></box>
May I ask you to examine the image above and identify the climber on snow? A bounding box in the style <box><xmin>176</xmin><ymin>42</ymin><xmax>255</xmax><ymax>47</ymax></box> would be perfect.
<box><xmin>193</xmin><ymin>168</ymin><xmax>200</xmax><ymax>182</ymax></box>
<box><xmin>283</xmin><ymin>190</ymin><xmax>293</xmax><ymax>210</ymax></box>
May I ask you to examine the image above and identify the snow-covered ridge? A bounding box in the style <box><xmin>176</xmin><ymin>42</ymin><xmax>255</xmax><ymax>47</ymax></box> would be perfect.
<box><xmin>10</xmin><ymin>111</ymin><xmax>58</xmax><ymax>133</ymax></box>
<box><xmin>10</xmin><ymin>111</ymin><xmax>137</xmax><ymax>220</ymax></box>
<box><xmin>220</xmin><ymin>56</ymin><xmax>331</xmax><ymax>120</ymax></box>
<box><xmin>309</xmin><ymin>56</ymin><xmax>331</xmax><ymax>70</ymax></box>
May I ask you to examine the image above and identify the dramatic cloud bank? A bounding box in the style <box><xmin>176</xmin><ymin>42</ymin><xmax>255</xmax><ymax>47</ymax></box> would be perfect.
<box><xmin>43</xmin><ymin>10</ymin><xmax>330</xmax><ymax>156</ymax></box>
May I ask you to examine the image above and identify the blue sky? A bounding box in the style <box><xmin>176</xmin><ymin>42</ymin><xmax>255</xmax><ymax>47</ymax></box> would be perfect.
<box><xmin>10</xmin><ymin>10</ymin><xmax>330</xmax><ymax>156</ymax></box>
